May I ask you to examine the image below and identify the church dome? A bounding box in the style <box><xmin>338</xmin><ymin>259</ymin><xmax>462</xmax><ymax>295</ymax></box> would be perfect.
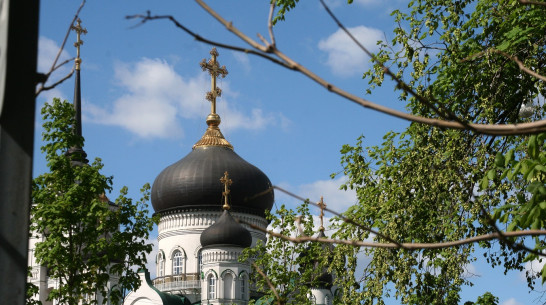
<box><xmin>151</xmin><ymin>144</ymin><xmax>274</xmax><ymax>216</ymax></box>
<box><xmin>200</xmin><ymin>209</ymin><xmax>252</xmax><ymax>248</ymax></box>
<box><xmin>151</xmin><ymin>48</ymin><xmax>274</xmax><ymax>217</ymax></box>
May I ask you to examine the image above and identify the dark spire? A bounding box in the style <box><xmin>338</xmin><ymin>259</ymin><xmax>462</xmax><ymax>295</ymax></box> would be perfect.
<box><xmin>66</xmin><ymin>18</ymin><xmax>88</xmax><ymax>165</ymax></box>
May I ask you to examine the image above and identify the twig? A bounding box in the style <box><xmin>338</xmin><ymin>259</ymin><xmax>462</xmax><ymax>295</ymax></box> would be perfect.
<box><xmin>240</xmin><ymin>220</ymin><xmax>546</xmax><ymax>250</ymax></box>
<box><xmin>37</xmin><ymin>70</ymin><xmax>75</xmax><ymax>94</ymax></box>
<box><xmin>252</xmin><ymin>262</ymin><xmax>282</xmax><ymax>305</ymax></box>
<box><xmin>129</xmin><ymin>3</ymin><xmax>546</xmax><ymax>135</ymax></box>
<box><xmin>125</xmin><ymin>13</ymin><xmax>289</xmax><ymax>68</ymax></box>
<box><xmin>267</xmin><ymin>2</ymin><xmax>276</xmax><ymax>48</ymax></box>
<box><xmin>519</xmin><ymin>0</ymin><xmax>546</xmax><ymax>7</ymax></box>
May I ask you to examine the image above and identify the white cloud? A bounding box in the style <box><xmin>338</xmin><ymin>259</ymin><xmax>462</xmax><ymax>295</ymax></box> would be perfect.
<box><xmin>86</xmin><ymin>58</ymin><xmax>286</xmax><ymax>139</ymax></box>
<box><xmin>501</xmin><ymin>298</ymin><xmax>524</xmax><ymax>305</ymax></box>
<box><xmin>231</xmin><ymin>51</ymin><xmax>251</xmax><ymax>73</ymax></box>
<box><xmin>38</xmin><ymin>36</ymin><xmax>71</xmax><ymax>73</ymax></box>
<box><xmin>318</xmin><ymin>26</ymin><xmax>383</xmax><ymax>77</ymax></box>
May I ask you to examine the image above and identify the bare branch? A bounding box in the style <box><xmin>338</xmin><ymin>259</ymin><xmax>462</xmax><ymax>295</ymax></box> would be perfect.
<box><xmin>268</xmin><ymin>2</ymin><xmax>277</xmax><ymax>47</ymax></box>
<box><xmin>252</xmin><ymin>262</ymin><xmax>282</xmax><ymax>305</ymax></box>
<box><xmin>132</xmin><ymin>1</ymin><xmax>546</xmax><ymax>135</ymax></box>
<box><xmin>240</xmin><ymin>220</ymin><xmax>546</xmax><ymax>250</ymax></box>
<box><xmin>519</xmin><ymin>0</ymin><xmax>546</xmax><ymax>7</ymax></box>
<box><xmin>36</xmin><ymin>69</ymin><xmax>75</xmax><ymax>97</ymax></box>
<box><xmin>125</xmin><ymin>14</ymin><xmax>290</xmax><ymax>68</ymax></box>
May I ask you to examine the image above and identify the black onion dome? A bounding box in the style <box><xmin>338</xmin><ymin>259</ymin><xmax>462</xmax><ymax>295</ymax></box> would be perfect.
<box><xmin>200</xmin><ymin>210</ymin><xmax>252</xmax><ymax>248</ymax></box>
<box><xmin>151</xmin><ymin>146</ymin><xmax>274</xmax><ymax>216</ymax></box>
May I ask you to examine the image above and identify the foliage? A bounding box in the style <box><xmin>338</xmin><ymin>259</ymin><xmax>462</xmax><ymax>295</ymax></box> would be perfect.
<box><xmin>484</xmin><ymin>133</ymin><xmax>546</xmax><ymax>286</ymax></box>
<box><xmin>30</xmin><ymin>98</ymin><xmax>158</xmax><ymax>305</ymax></box>
<box><xmin>463</xmin><ymin>292</ymin><xmax>499</xmax><ymax>305</ymax></box>
<box><xmin>241</xmin><ymin>203</ymin><xmax>328</xmax><ymax>305</ymax></box>
<box><xmin>325</xmin><ymin>0</ymin><xmax>546</xmax><ymax>304</ymax></box>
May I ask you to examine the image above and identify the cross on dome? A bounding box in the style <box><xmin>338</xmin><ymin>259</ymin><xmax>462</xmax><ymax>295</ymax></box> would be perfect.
<box><xmin>71</xmin><ymin>18</ymin><xmax>87</xmax><ymax>70</ymax></box>
<box><xmin>220</xmin><ymin>171</ymin><xmax>233</xmax><ymax>210</ymax></box>
<box><xmin>200</xmin><ymin>47</ymin><xmax>228</xmax><ymax>115</ymax></box>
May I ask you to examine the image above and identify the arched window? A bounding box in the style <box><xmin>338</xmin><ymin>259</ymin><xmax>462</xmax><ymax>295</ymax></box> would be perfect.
<box><xmin>208</xmin><ymin>275</ymin><xmax>216</xmax><ymax>299</ymax></box>
<box><xmin>224</xmin><ymin>273</ymin><xmax>233</xmax><ymax>299</ymax></box>
<box><xmin>309</xmin><ymin>294</ymin><xmax>316</xmax><ymax>305</ymax></box>
<box><xmin>156</xmin><ymin>252</ymin><xmax>165</xmax><ymax>278</ymax></box>
<box><xmin>172</xmin><ymin>250</ymin><xmax>183</xmax><ymax>275</ymax></box>
<box><xmin>240</xmin><ymin>274</ymin><xmax>246</xmax><ymax>300</ymax></box>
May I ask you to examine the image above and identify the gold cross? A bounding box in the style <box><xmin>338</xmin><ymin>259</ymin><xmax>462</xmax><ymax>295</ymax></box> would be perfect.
<box><xmin>318</xmin><ymin>196</ymin><xmax>326</xmax><ymax>232</ymax></box>
<box><xmin>200</xmin><ymin>48</ymin><xmax>228</xmax><ymax>115</ymax></box>
<box><xmin>220</xmin><ymin>171</ymin><xmax>233</xmax><ymax>210</ymax></box>
<box><xmin>71</xmin><ymin>18</ymin><xmax>87</xmax><ymax>70</ymax></box>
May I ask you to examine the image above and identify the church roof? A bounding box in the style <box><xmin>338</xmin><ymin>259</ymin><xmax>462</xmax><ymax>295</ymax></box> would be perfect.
<box><xmin>200</xmin><ymin>209</ymin><xmax>252</xmax><ymax>248</ymax></box>
<box><xmin>151</xmin><ymin>48</ymin><xmax>274</xmax><ymax>217</ymax></box>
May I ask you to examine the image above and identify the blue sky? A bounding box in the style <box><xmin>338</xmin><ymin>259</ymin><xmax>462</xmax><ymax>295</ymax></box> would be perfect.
<box><xmin>36</xmin><ymin>1</ymin><xmax>542</xmax><ymax>304</ymax></box>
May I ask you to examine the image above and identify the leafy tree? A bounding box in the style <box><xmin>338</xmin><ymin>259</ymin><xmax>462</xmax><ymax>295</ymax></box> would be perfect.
<box><xmin>326</xmin><ymin>0</ymin><xmax>546</xmax><ymax>304</ymax></box>
<box><xmin>30</xmin><ymin>98</ymin><xmax>158</xmax><ymax>305</ymax></box>
<box><xmin>241</xmin><ymin>203</ymin><xmax>326</xmax><ymax>305</ymax></box>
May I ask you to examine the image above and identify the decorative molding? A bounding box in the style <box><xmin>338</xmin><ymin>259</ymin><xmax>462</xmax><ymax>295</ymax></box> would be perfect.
<box><xmin>158</xmin><ymin>211</ymin><xmax>267</xmax><ymax>234</ymax></box>
<box><xmin>201</xmin><ymin>248</ymin><xmax>246</xmax><ymax>264</ymax></box>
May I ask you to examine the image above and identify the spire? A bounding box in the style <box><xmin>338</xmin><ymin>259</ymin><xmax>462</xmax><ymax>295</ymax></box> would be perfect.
<box><xmin>220</xmin><ymin>171</ymin><xmax>233</xmax><ymax>210</ymax></box>
<box><xmin>193</xmin><ymin>48</ymin><xmax>233</xmax><ymax>149</ymax></box>
<box><xmin>66</xmin><ymin>18</ymin><xmax>88</xmax><ymax>165</ymax></box>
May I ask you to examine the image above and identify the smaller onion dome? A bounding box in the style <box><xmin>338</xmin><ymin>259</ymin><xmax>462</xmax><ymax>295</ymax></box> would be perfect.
<box><xmin>200</xmin><ymin>209</ymin><xmax>252</xmax><ymax>248</ymax></box>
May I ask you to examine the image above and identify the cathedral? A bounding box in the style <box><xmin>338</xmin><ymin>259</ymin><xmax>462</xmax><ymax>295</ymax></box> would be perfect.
<box><xmin>124</xmin><ymin>48</ymin><xmax>274</xmax><ymax>305</ymax></box>
<box><xmin>29</xmin><ymin>20</ymin><xmax>335</xmax><ymax>305</ymax></box>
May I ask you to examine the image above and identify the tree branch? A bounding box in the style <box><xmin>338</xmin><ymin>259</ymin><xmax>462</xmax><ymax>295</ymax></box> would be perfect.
<box><xmin>252</xmin><ymin>262</ymin><xmax>282</xmax><ymax>305</ymax></box>
<box><xmin>462</xmin><ymin>49</ymin><xmax>546</xmax><ymax>82</ymax></box>
<box><xmin>240</xmin><ymin>219</ymin><xmax>546</xmax><ymax>250</ymax></box>
<box><xmin>36</xmin><ymin>69</ymin><xmax>75</xmax><ymax>96</ymax></box>
<box><xmin>519</xmin><ymin>0</ymin><xmax>546</xmax><ymax>7</ymax></box>
<box><xmin>130</xmin><ymin>1</ymin><xmax>546</xmax><ymax>136</ymax></box>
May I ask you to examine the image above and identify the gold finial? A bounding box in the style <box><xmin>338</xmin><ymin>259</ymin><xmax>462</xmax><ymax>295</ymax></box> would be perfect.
<box><xmin>71</xmin><ymin>18</ymin><xmax>87</xmax><ymax>70</ymax></box>
<box><xmin>200</xmin><ymin>48</ymin><xmax>228</xmax><ymax>122</ymax></box>
<box><xmin>318</xmin><ymin>196</ymin><xmax>326</xmax><ymax>232</ymax></box>
<box><xmin>220</xmin><ymin>171</ymin><xmax>233</xmax><ymax>210</ymax></box>
<box><xmin>193</xmin><ymin>48</ymin><xmax>233</xmax><ymax>150</ymax></box>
